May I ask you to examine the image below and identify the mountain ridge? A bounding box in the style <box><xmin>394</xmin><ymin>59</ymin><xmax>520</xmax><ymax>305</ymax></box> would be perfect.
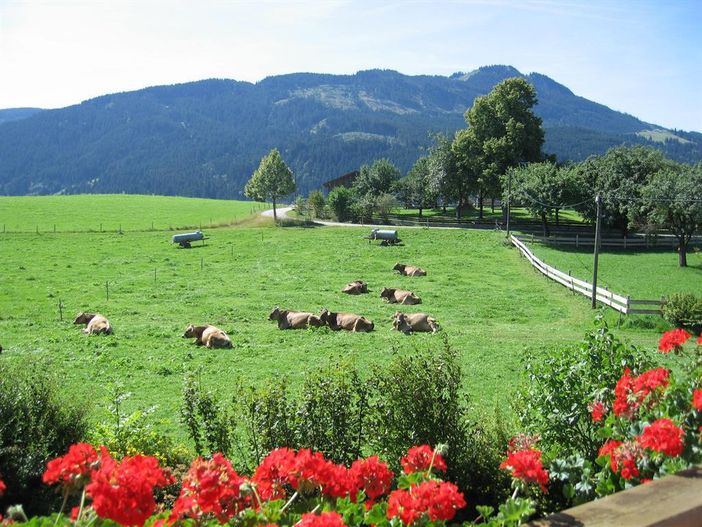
<box><xmin>0</xmin><ymin>66</ymin><xmax>700</xmax><ymax>198</ymax></box>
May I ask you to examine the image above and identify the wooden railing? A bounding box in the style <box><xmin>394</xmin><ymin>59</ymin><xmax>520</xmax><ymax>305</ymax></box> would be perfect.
<box><xmin>528</xmin><ymin>465</ymin><xmax>702</xmax><ymax>526</ymax></box>
<box><xmin>516</xmin><ymin>232</ymin><xmax>702</xmax><ymax>249</ymax></box>
<box><xmin>510</xmin><ymin>235</ymin><xmax>661</xmax><ymax>315</ymax></box>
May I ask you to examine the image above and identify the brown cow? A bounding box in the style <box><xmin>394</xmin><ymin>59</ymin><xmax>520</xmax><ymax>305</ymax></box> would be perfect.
<box><xmin>183</xmin><ymin>324</ymin><xmax>233</xmax><ymax>348</ymax></box>
<box><xmin>341</xmin><ymin>280</ymin><xmax>368</xmax><ymax>295</ymax></box>
<box><xmin>392</xmin><ymin>311</ymin><xmax>440</xmax><ymax>334</ymax></box>
<box><xmin>73</xmin><ymin>312</ymin><xmax>112</xmax><ymax>335</ymax></box>
<box><xmin>380</xmin><ymin>287</ymin><xmax>421</xmax><ymax>305</ymax></box>
<box><xmin>268</xmin><ymin>307</ymin><xmax>325</xmax><ymax>330</ymax></box>
<box><xmin>393</xmin><ymin>263</ymin><xmax>427</xmax><ymax>276</ymax></box>
<box><xmin>319</xmin><ymin>308</ymin><xmax>374</xmax><ymax>332</ymax></box>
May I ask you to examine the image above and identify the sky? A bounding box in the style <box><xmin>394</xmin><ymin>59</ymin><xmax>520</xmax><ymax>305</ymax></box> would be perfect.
<box><xmin>1</xmin><ymin>0</ymin><xmax>701</xmax><ymax>131</ymax></box>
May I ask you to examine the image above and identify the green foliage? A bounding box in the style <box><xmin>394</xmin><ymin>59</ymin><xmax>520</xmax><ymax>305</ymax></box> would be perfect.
<box><xmin>640</xmin><ymin>166</ymin><xmax>702</xmax><ymax>266</ymax></box>
<box><xmin>515</xmin><ymin>319</ymin><xmax>654</xmax><ymax>460</ymax></box>
<box><xmin>662</xmin><ymin>293</ymin><xmax>702</xmax><ymax>329</ymax></box>
<box><xmin>572</xmin><ymin>145</ymin><xmax>676</xmax><ymax>234</ymax></box>
<box><xmin>458</xmin><ymin>77</ymin><xmax>545</xmax><ymax>217</ymax></box>
<box><xmin>89</xmin><ymin>387</ymin><xmax>190</xmax><ymax>467</ymax></box>
<box><xmin>244</xmin><ymin>148</ymin><xmax>296</xmax><ymax>215</ymax></box>
<box><xmin>504</xmin><ymin>162</ymin><xmax>578</xmax><ymax>236</ymax></box>
<box><xmin>326</xmin><ymin>186</ymin><xmax>354</xmax><ymax>221</ymax></box>
<box><xmin>307</xmin><ymin>190</ymin><xmax>326</xmax><ymax>219</ymax></box>
<box><xmin>179</xmin><ymin>343</ymin><xmax>511</xmax><ymax>513</ymax></box>
<box><xmin>395</xmin><ymin>156</ymin><xmax>437</xmax><ymax>215</ymax></box>
<box><xmin>0</xmin><ymin>363</ymin><xmax>89</xmax><ymax>515</ymax></box>
<box><xmin>352</xmin><ymin>159</ymin><xmax>401</xmax><ymax>198</ymax></box>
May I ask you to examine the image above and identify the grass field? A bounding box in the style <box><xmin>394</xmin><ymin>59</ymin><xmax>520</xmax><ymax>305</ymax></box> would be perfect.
<box><xmin>0</xmin><ymin>195</ymin><xmax>269</xmax><ymax>232</ymax></box>
<box><xmin>0</xmin><ymin>196</ymin><xmax>673</xmax><ymax>446</ymax></box>
<box><xmin>525</xmin><ymin>242</ymin><xmax>702</xmax><ymax>299</ymax></box>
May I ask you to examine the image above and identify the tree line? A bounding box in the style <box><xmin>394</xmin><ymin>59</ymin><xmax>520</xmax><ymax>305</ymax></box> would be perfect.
<box><xmin>248</xmin><ymin>77</ymin><xmax>702</xmax><ymax>267</ymax></box>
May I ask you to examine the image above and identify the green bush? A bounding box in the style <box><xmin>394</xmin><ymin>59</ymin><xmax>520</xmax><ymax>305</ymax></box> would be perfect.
<box><xmin>89</xmin><ymin>386</ymin><xmax>190</xmax><ymax>467</ymax></box>
<box><xmin>308</xmin><ymin>191</ymin><xmax>326</xmax><ymax>219</ymax></box>
<box><xmin>327</xmin><ymin>187</ymin><xmax>355</xmax><ymax>222</ymax></box>
<box><xmin>180</xmin><ymin>341</ymin><xmax>511</xmax><ymax>516</ymax></box>
<box><xmin>662</xmin><ymin>292</ymin><xmax>702</xmax><ymax>329</ymax></box>
<box><xmin>0</xmin><ymin>363</ymin><xmax>89</xmax><ymax>515</ymax></box>
<box><xmin>514</xmin><ymin>318</ymin><xmax>653</xmax><ymax>461</ymax></box>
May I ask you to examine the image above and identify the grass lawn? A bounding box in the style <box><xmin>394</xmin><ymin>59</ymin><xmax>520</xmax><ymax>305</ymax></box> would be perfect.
<box><xmin>0</xmin><ymin>196</ymin><xmax>672</xmax><ymax>446</ymax></box>
<box><xmin>525</xmin><ymin>242</ymin><xmax>702</xmax><ymax>300</ymax></box>
<box><xmin>389</xmin><ymin>206</ymin><xmax>584</xmax><ymax>223</ymax></box>
<box><xmin>0</xmin><ymin>195</ymin><xmax>268</xmax><ymax>232</ymax></box>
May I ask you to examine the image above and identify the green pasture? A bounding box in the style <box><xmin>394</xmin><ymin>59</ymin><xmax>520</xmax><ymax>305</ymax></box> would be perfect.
<box><xmin>0</xmin><ymin>196</ymin><xmax>673</xmax><ymax>444</ymax></box>
<box><xmin>526</xmin><ymin>242</ymin><xmax>702</xmax><ymax>300</ymax></box>
<box><xmin>389</xmin><ymin>206</ymin><xmax>584</xmax><ymax>223</ymax></box>
<box><xmin>0</xmin><ymin>195</ymin><xmax>268</xmax><ymax>232</ymax></box>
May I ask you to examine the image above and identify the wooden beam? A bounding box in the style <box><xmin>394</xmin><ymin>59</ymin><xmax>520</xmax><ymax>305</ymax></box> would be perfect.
<box><xmin>528</xmin><ymin>466</ymin><xmax>702</xmax><ymax>527</ymax></box>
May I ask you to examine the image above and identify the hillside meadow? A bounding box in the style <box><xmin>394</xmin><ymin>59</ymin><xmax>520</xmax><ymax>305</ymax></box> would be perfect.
<box><xmin>0</xmin><ymin>195</ymin><xmax>268</xmax><ymax>232</ymax></box>
<box><xmin>0</xmin><ymin>196</ymin><xmax>673</xmax><ymax>444</ymax></box>
<box><xmin>526</xmin><ymin>242</ymin><xmax>702</xmax><ymax>300</ymax></box>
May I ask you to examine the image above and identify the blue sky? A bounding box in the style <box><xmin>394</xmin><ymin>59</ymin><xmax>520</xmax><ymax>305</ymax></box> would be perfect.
<box><xmin>1</xmin><ymin>0</ymin><xmax>700</xmax><ymax>131</ymax></box>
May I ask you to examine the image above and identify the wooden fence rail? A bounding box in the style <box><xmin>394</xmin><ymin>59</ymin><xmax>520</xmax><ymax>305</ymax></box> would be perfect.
<box><xmin>510</xmin><ymin>235</ymin><xmax>661</xmax><ymax>315</ymax></box>
<box><xmin>516</xmin><ymin>233</ymin><xmax>702</xmax><ymax>249</ymax></box>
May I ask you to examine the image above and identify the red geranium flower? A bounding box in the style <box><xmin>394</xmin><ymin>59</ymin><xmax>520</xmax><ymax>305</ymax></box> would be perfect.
<box><xmin>499</xmin><ymin>448</ymin><xmax>549</xmax><ymax>493</ymax></box>
<box><xmin>637</xmin><ymin>418</ymin><xmax>685</xmax><ymax>457</ymax></box>
<box><xmin>658</xmin><ymin>328</ymin><xmax>691</xmax><ymax>353</ymax></box>
<box><xmin>613</xmin><ymin>368</ymin><xmax>635</xmax><ymax>417</ymax></box>
<box><xmin>298</xmin><ymin>511</ymin><xmax>346</xmax><ymax>527</ymax></box>
<box><xmin>0</xmin><ymin>477</ymin><xmax>5</xmax><ymax>496</ymax></box>
<box><xmin>86</xmin><ymin>447</ymin><xmax>173</xmax><ymax>527</ymax></box>
<box><xmin>698</xmin><ymin>335</ymin><xmax>702</xmax><ymax>345</ymax></box>
<box><xmin>633</xmin><ymin>368</ymin><xmax>670</xmax><ymax>399</ymax></box>
<box><xmin>349</xmin><ymin>456</ymin><xmax>393</xmax><ymax>500</ymax></box>
<box><xmin>387</xmin><ymin>481</ymin><xmax>466</xmax><ymax>525</ymax></box>
<box><xmin>170</xmin><ymin>453</ymin><xmax>249</xmax><ymax>523</ymax></box>
<box><xmin>42</xmin><ymin>443</ymin><xmax>98</xmax><ymax>490</ymax></box>
<box><xmin>693</xmin><ymin>389</ymin><xmax>702</xmax><ymax>410</ymax></box>
<box><xmin>400</xmin><ymin>445</ymin><xmax>447</xmax><ymax>474</ymax></box>
<box><xmin>251</xmin><ymin>448</ymin><xmax>297</xmax><ymax>500</ymax></box>
<box><xmin>321</xmin><ymin>462</ymin><xmax>355</xmax><ymax>499</ymax></box>
<box><xmin>589</xmin><ymin>401</ymin><xmax>607</xmax><ymax>422</ymax></box>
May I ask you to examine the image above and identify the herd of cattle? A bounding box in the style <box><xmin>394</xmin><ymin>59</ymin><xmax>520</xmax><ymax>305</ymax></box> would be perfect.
<box><xmin>70</xmin><ymin>262</ymin><xmax>440</xmax><ymax>349</ymax></box>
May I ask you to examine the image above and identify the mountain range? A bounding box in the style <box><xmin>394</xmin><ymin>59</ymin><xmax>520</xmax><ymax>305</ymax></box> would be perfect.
<box><xmin>1</xmin><ymin>65</ymin><xmax>700</xmax><ymax>198</ymax></box>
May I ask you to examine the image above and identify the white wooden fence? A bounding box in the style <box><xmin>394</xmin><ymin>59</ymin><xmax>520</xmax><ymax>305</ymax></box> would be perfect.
<box><xmin>516</xmin><ymin>233</ymin><xmax>702</xmax><ymax>249</ymax></box>
<box><xmin>510</xmin><ymin>235</ymin><xmax>661</xmax><ymax>315</ymax></box>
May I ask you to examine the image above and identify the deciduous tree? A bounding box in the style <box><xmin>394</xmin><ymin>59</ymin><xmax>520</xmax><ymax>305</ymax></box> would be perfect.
<box><xmin>640</xmin><ymin>166</ymin><xmax>702</xmax><ymax>267</ymax></box>
<box><xmin>244</xmin><ymin>148</ymin><xmax>296</xmax><ymax>221</ymax></box>
<box><xmin>457</xmin><ymin>77</ymin><xmax>545</xmax><ymax>219</ymax></box>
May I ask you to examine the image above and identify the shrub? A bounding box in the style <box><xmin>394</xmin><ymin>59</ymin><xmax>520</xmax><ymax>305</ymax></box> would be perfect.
<box><xmin>308</xmin><ymin>190</ymin><xmax>326</xmax><ymax>219</ymax></box>
<box><xmin>88</xmin><ymin>386</ymin><xmax>190</xmax><ymax>468</ymax></box>
<box><xmin>327</xmin><ymin>187</ymin><xmax>355</xmax><ymax>222</ymax></box>
<box><xmin>662</xmin><ymin>292</ymin><xmax>702</xmax><ymax>330</ymax></box>
<box><xmin>0</xmin><ymin>363</ymin><xmax>89</xmax><ymax>515</ymax></box>
<box><xmin>375</xmin><ymin>192</ymin><xmax>398</xmax><ymax>222</ymax></box>
<box><xmin>180</xmin><ymin>342</ymin><xmax>512</xmax><ymax>515</ymax></box>
<box><xmin>293</xmin><ymin>195</ymin><xmax>307</xmax><ymax>216</ymax></box>
<box><xmin>514</xmin><ymin>318</ymin><xmax>654</xmax><ymax>461</ymax></box>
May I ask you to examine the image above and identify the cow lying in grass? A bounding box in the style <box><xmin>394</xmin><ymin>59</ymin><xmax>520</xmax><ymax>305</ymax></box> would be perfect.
<box><xmin>73</xmin><ymin>312</ymin><xmax>112</xmax><ymax>335</ymax></box>
<box><xmin>392</xmin><ymin>311</ymin><xmax>440</xmax><ymax>334</ymax></box>
<box><xmin>393</xmin><ymin>263</ymin><xmax>427</xmax><ymax>276</ymax></box>
<box><xmin>341</xmin><ymin>280</ymin><xmax>368</xmax><ymax>295</ymax></box>
<box><xmin>319</xmin><ymin>308</ymin><xmax>374</xmax><ymax>332</ymax></box>
<box><xmin>380</xmin><ymin>287</ymin><xmax>421</xmax><ymax>305</ymax></box>
<box><xmin>268</xmin><ymin>307</ymin><xmax>325</xmax><ymax>330</ymax></box>
<box><xmin>183</xmin><ymin>324</ymin><xmax>233</xmax><ymax>348</ymax></box>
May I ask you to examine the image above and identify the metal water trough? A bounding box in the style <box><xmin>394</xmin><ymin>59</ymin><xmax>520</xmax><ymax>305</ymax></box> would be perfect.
<box><xmin>172</xmin><ymin>230</ymin><xmax>207</xmax><ymax>248</ymax></box>
<box><xmin>365</xmin><ymin>229</ymin><xmax>401</xmax><ymax>245</ymax></box>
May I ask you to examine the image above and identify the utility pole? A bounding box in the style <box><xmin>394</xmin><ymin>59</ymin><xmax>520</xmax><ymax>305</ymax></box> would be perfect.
<box><xmin>505</xmin><ymin>170</ymin><xmax>512</xmax><ymax>239</ymax></box>
<box><xmin>592</xmin><ymin>193</ymin><xmax>602</xmax><ymax>309</ymax></box>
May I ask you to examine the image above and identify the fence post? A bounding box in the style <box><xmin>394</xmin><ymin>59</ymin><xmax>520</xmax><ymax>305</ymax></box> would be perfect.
<box><xmin>569</xmin><ymin>271</ymin><xmax>574</xmax><ymax>294</ymax></box>
<box><xmin>576</xmin><ymin>234</ymin><xmax>579</xmax><ymax>248</ymax></box>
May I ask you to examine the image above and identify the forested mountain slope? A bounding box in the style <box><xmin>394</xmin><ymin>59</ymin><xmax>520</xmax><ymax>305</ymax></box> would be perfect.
<box><xmin>1</xmin><ymin>66</ymin><xmax>699</xmax><ymax>197</ymax></box>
